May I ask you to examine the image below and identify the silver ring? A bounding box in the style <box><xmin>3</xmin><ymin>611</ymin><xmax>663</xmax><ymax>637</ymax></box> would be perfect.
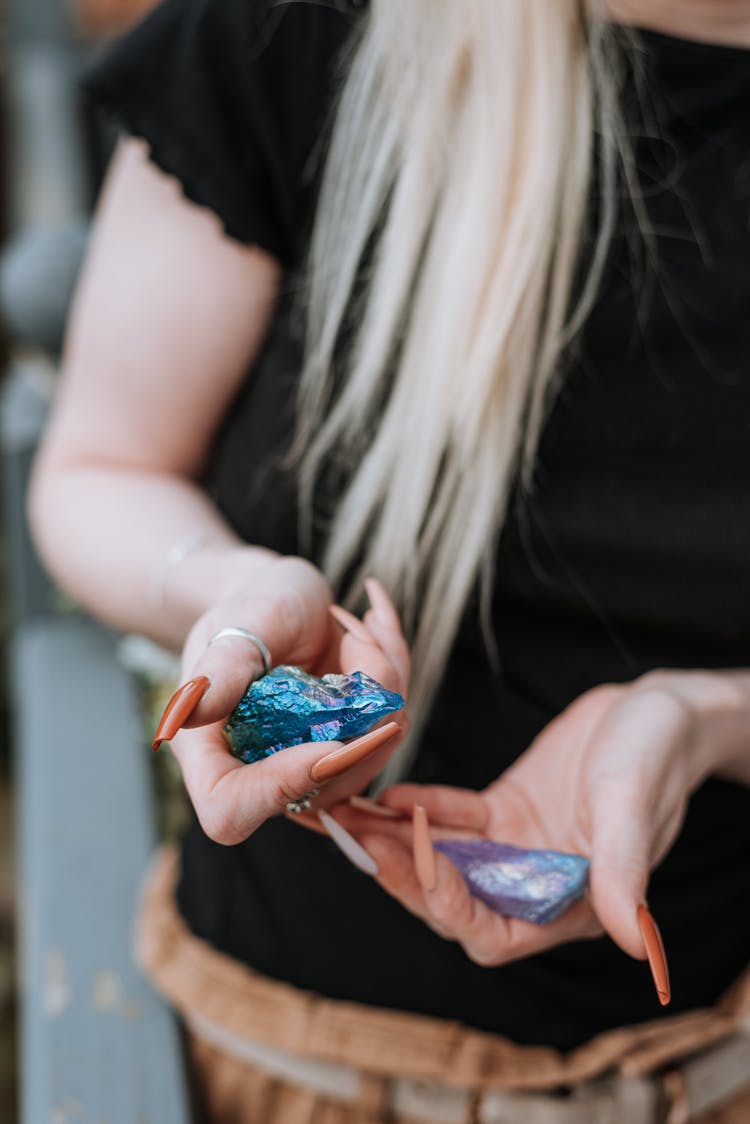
<box><xmin>207</xmin><ymin>628</ymin><xmax>271</xmax><ymax>675</ymax></box>
<box><xmin>285</xmin><ymin>789</ymin><xmax>320</xmax><ymax>814</ymax></box>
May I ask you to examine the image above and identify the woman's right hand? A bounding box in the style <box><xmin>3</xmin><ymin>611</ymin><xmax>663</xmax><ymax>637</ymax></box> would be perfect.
<box><xmin>156</xmin><ymin>555</ymin><xmax>410</xmax><ymax>844</ymax></box>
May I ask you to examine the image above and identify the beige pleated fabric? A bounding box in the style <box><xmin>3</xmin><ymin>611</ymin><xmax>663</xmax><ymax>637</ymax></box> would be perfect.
<box><xmin>135</xmin><ymin>847</ymin><xmax>750</xmax><ymax>1124</ymax></box>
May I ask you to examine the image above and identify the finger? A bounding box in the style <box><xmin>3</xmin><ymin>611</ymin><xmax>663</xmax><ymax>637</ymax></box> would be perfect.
<box><xmin>310</xmin><ymin>721</ymin><xmax>401</xmax><ymax>784</ymax></box>
<box><xmin>413</xmin><ymin>805</ymin><xmax>437</xmax><ymax>888</ymax></box>
<box><xmin>379</xmin><ymin>784</ymin><xmax>490</xmax><ymax>832</ymax></box>
<box><xmin>460</xmin><ymin>898</ymin><xmax>602</xmax><ymax>967</ymax></box>
<box><xmin>328</xmin><ymin>604</ymin><xmax>377</xmax><ymax>646</ymax></box>
<box><xmin>410</xmin><ymin>804</ymin><xmax>499</xmax><ymax>944</ymax></box>
<box><xmin>356</xmin><ymin>820</ymin><xmax>600</xmax><ymax>958</ymax></box>
<box><xmin>182</xmin><ymin>630</ymin><xmax>270</xmax><ymax>725</ymax></box>
<box><xmin>359</xmin><ymin>831</ymin><xmax>448</xmax><ymax>932</ymax></box>
<box><xmin>171</xmin><ymin>720</ymin><xmax>401</xmax><ymax>844</ymax></box>
<box><xmin>330</xmin><ymin>801</ymin><xmax>474</xmax><ymax>848</ymax></box>
<box><xmin>584</xmin><ymin>687</ymin><xmax>689</xmax><ymax>966</ymax></box>
<box><xmin>178</xmin><ymin>577</ymin><xmax>331</xmax><ymax>727</ymax></box>
<box><xmin>364</xmin><ymin>576</ymin><xmax>401</xmax><ymax>631</ymax></box>
<box><xmin>153</xmin><ymin>675</ymin><xmax>210</xmax><ymax>751</ymax></box>
<box><xmin>317</xmin><ymin>810</ymin><xmax>379</xmax><ymax>876</ymax></box>
<box><xmin>309</xmin><ymin>733</ymin><xmax>405</xmax><ymax>808</ymax></box>
<box><xmin>173</xmin><ymin>598</ymin><xmax>284</xmax><ymax>727</ymax></box>
<box><xmin>329</xmin><ymin>603</ymin><xmax>408</xmax><ymax>698</ymax></box>
<box><xmin>589</xmin><ymin>784</ymin><xmax>651</xmax><ymax>960</ymax></box>
<box><xmin>412</xmin><ymin>807</ymin><xmax>601</xmax><ymax>965</ymax></box>
<box><xmin>363</xmin><ymin>577</ymin><xmax>411</xmax><ymax>693</ymax></box>
<box><xmin>338</xmin><ymin>633</ymin><xmax>404</xmax><ymax>698</ymax></box>
<box><xmin>349</xmin><ymin>795</ymin><xmax>404</xmax><ymax>820</ymax></box>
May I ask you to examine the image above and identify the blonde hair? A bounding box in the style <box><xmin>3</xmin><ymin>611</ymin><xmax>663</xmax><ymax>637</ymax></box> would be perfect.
<box><xmin>295</xmin><ymin>0</ymin><xmax>631</xmax><ymax>781</ymax></box>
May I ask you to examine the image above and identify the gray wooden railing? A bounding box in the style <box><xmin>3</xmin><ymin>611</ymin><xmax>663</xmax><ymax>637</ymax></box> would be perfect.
<box><xmin>1</xmin><ymin>1</ymin><xmax>192</xmax><ymax>1119</ymax></box>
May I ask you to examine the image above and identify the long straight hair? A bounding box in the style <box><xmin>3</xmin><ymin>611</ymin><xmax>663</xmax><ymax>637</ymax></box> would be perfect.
<box><xmin>294</xmin><ymin>1</ymin><xmax>632</xmax><ymax>781</ymax></box>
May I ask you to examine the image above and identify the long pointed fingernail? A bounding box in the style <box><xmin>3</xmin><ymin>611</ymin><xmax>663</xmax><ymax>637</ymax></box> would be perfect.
<box><xmin>413</xmin><ymin>805</ymin><xmax>437</xmax><ymax>892</ymax></box>
<box><xmin>328</xmin><ymin>604</ymin><xmax>376</xmax><ymax>644</ymax></box>
<box><xmin>318</xmin><ymin>810</ymin><xmax>379</xmax><ymax>875</ymax></box>
<box><xmin>153</xmin><ymin>676</ymin><xmax>210</xmax><ymax>751</ymax></box>
<box><xmin>364</xmin><ymin>577</ymin><xmax>401</xmax><ymax>629</ymax></box>
<box><xmin>637</xmin><ymin>904</ymin><xmax>671</xmax><ymax>1006</ymax></box>
<box><xmin>349</xmin><ymin>795</ymin><xmax>403</xmax><ymax>819</ymax></box>
<box><xmin>310</xmin><ymin>721</ymin><xmax>400</xmax><ymax>784</ymax></box>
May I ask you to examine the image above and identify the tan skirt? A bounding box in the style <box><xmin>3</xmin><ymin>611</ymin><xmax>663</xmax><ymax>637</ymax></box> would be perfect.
<box><xmin>135</xmin><ymin>847</ymin><xmax>750</xmax><ymax>1124</ymax></box>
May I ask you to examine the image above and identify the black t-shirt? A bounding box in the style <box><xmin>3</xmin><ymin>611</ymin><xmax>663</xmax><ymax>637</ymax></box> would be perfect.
<box><xmin>85</xmin><ymin>0</ymin><xmax>750</xmax><ymax>1050</ymax></box>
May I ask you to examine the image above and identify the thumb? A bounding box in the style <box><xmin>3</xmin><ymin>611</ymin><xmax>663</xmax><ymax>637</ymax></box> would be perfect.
<box><xmin>588</xmin><ymin>795</ymin><xmax>650</xmax><ymax>961</ymax></box>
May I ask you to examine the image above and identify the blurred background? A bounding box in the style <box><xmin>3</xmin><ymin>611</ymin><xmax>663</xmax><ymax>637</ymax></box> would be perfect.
<box><xmin>0</xmin><ymin>2</ymin><xmax>193</xmax><ymax>1121</ymax></box>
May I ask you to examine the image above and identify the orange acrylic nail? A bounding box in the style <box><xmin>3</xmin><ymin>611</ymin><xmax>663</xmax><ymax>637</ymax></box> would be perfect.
<box><xmin>413</xmin><ymin>805</ymin><xmax>437</xmax><ymax>892</ymax></box>
<box><xmin>310</xmin><ymin>721</ymin><xmax>401</xmax><ymax>784</ymax></box>
<box><xmin>152</xmin><ymin>676</ymin><xmax>210</xmax><ymax>751</ymax></box>
<box><xmin>637</xmin><ymin>904</ymin><xmax>671</xmax><ymax>1006</ymax></box>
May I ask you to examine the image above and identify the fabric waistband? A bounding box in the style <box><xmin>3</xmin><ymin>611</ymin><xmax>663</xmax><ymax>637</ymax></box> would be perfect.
<box><xmin>184</xmin><ymin>1006</ymin><xmax>750</xmax><ymax>1123</ymax></box>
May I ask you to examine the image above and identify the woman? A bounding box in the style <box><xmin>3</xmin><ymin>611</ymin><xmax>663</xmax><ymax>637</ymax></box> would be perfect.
<box><xmin>29</xmin><ymin>0</ymin><xmax>750</xmax><ymax>1119</ymax></box>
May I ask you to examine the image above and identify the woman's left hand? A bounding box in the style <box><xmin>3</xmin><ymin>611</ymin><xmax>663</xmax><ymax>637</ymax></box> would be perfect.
<box><xmin>334</xmin><ymin>670</ymin><xmax>749</xmax><ymax>970</ymax></box>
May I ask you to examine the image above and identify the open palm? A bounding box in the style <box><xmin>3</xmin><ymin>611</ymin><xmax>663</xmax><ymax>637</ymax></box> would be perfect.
<box><xmin>166</xmin><ymin>561</ymin><xmax>410</xmax><ymax>844</ymax></box>
<box><xmin>338</xmin><ymin>678</ymin><xmax>699</xmax><ymax>970</ymax></box>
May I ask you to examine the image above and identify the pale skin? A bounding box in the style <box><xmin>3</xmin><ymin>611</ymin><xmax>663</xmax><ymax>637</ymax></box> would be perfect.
<box><xmin>29</xmin><ymin>139</ymin><xmax>410</xmax><ymax>838</ymax></box>
<box><xmin>30</xmin><ymin>0</ymin><xmax>750</xmax><ymax>978</ymax></box>
<box><xmin>601</xmin><ymin>0</ymin><xmax>750</xmax><ymax>46</ymax></box>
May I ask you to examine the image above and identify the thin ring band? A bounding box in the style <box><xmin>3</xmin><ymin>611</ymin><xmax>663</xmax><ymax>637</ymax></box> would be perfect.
<box><xmin>207</xmin><ymin>628</ymin><xmax>272</xmax><ymax>675</ymax></box>
<box><xmin>285</xmin><ymin>789</ymin><xmax>320</xmax><ymax>814</ymax></box>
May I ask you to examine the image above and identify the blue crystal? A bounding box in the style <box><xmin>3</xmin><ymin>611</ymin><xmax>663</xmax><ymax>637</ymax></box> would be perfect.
<box><xmin>224</xmin><ymin>665</ymin><xmax>404</xmax><ymax>764</ymax></box>
<box><xmin>434</xmin><ymin>839</ymin><xmax>589</xmax><ymax>925</ymax></box>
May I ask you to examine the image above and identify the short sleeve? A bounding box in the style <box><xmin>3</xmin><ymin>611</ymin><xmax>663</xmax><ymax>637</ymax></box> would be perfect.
<box><xmin>82</xmin><ymin>0</ymin><xmax>360</xmax><ymax>264</ymax></box>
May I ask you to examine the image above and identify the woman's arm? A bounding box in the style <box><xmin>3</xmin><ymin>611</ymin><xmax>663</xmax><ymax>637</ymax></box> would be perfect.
<box><xmin>29</xmin><ymin>137</ymin><xmax>282</xmax><ymax>650</ymax></box>
<box><xmin>30</xmin><ymin>138</ymin><xmax>409</xmax><ymax>841</ymax></box>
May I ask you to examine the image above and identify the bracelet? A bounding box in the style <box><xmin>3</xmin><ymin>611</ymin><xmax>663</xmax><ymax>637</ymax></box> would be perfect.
<box><xmin>149</xmin><ymin>532</ymin><xmax>211</xmax><ymax>609</ymax></box>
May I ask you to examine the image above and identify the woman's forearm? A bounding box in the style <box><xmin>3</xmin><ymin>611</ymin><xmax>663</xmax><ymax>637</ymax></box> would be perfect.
<box><xmin>28</xmin><ymin>457</ymin><xmax>278</xmax><ymax>650</ymax></box>
<box><xmin>25</xmin><ymin>141</ymin><xmax>288</xmax><ymax>652</ymax></box>
<box><xmin>708</xmin><ymin>671</ymin><xmax>750</xmax><ymax>786</ymax></box>
<box><xmin>636</xmin><ymin>669</ymin><xmax>750</xmax><ymax>788</ymax></box>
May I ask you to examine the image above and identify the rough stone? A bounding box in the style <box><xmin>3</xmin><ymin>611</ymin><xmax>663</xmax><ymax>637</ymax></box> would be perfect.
<box><xmin>224</xmin><ymin>665</ymin><xmax>404</xmax><ymax>764</ymax></box>
<box><xmin>434</xmin><ymin>838</ymin><xmax>589</xmax><ymax>924</ymax></box>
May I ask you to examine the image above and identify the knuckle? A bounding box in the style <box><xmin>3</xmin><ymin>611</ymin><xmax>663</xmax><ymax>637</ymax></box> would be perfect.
<box><xmin>635</xmin><ymin>668</ymin><xmax>672</xmax><ymax>691</ymax></box>
<box><xmin>586</xmin><ymin>682</ymin><xmax>617</xmax><ymax>701</ymax></box>
<box><xmin>429</xmin><ymin>921</ymin><xmax>453</xmax><ymax>940</ymax></box>
<box><xmin>433</xmin><ymin>881</ymin><xmax>467</xmax><ymax>920</ymax></box>
<box><xmin>272</xmin><ymin>779</ymin><xmax>303</xmax><ymax>810</ymax></box>
<box><xmin>464</xmin><ymin>941</ymin><xmax>499</xmax><ymax>967</ymax></box>
<box><xmin>431</xmin><ymin>887</ymin><xmax>474</xmax><ymax>932</ymax></box>
<box><xmin>199</xmin><ymin>805</ymin><xmax>238</xmax><ymax>847</ymax></box>
<box><xmin>631</xmin><ymin>676</ymin><xmax>687</xmax><ymax>715</ymax></box>
<box><xmin>197</xmin><ymin>784</ymin><xmax>258</xmax><ymax>847</ymax></box>
<box><xmin>269</xmin><ymin>759</ymin><xmax>310</xmax><ymax>811</ymax></box>
<box><xmin>500</xmin><ymin>928</ymin><xmax>523</xmax><ymax>959</ymax></box>
<box><xmin>578</xmin><ymin>682</ymin><xmax>623</xmax><ymax>714</ymax></box>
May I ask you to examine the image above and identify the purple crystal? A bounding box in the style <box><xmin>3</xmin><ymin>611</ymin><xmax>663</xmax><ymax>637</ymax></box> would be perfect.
<box><xmin>224</xmin><ymin>665</ymin><xmax>403</xmax><ymax>764</ymax></box>
<box><xmin>434</xmin><ymin>839</ymin><xmax>589</xmax><ymax>924</ymax></box>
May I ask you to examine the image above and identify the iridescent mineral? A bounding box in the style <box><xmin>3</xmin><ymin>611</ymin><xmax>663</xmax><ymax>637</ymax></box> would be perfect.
<box><xmin>224</xmin><ymin>665</ymin><xmax>404</xmax><ymax>764</ymax></box>
<box><xmin>434</xmin><ymin>839</ymin><xmax>589</xmax><ymax>925</ymax></box>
